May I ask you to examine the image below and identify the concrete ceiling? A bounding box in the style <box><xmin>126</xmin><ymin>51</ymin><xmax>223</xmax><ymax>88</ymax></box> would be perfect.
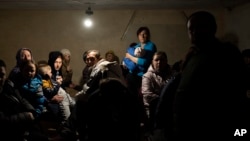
<box><xmin>0</xmin><ymin>0</ymin><xmax>249</xmax><ymax>10</ymax></box>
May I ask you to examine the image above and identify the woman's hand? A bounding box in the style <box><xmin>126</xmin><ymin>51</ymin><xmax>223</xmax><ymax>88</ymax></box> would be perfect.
<box><xmin>56</xmin><ymin>75</ymin><xmax>63</xmax><ymax>85</ymax></box>
<box><xmin>125</xmin><ymin>53</ymin><xmax>138</xmax><ymax>64</ymax></box>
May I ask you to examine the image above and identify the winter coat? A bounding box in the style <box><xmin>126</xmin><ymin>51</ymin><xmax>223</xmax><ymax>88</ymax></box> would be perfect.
<box><xmin>20</xmin><ymin>74</ymin><xmax>46</xmax><ymax>117</ymax></box>
<box><xmin>0</xmin><ymin>80</ymin><xmax>36</xmax><ymax>140</ymax></box>
<box><xmin>174</xmin><ymin>39</ymin><xmax>249</xmax><ymax>138</ymax></box>
<box><xmin>141</xmin><ymin>65</ymin><xmax>168</xmax><ymax>107</ymax></box>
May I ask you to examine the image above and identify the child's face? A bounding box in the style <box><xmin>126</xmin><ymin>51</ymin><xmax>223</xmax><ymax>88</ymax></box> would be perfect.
<box><xmin>46</xmin><ymin>68</ymin><xmax>53</xmax><ymax>78</ymax></box>
<box><xmin>22</xmin><ymin>63</ymin><xmax>36</xmax><ymax>79</ymax></box>
<box><xmin>134</xmin><ymin>47</ymin><xmax>145</xmax><ymax>57</ymax></box>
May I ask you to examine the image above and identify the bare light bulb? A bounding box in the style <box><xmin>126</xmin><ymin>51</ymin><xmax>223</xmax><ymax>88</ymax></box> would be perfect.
<box><xmin>84</xmin><ymin>18</ymin><xmax>93</xmax><ymax>28</ymax></box>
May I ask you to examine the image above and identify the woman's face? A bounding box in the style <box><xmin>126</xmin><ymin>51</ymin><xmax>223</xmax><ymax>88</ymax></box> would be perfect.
<box><xmin>152</xmin><ymin>54</ymin><xmax>167</xmax><ymax>72</ymax></box>
<box><xmin>106</xmin><ymin>53</ymin><xmax>114</xmax><ymax>62</ymax></box>
<box><xmin>63</xmin><ymin>54</ymin><xmax>71</xmax><ymax>62</ymax></box>
<box><xmin>20</xmin><ymin>50</ymin><xmax>32</xmax><ymax>62</ymax></box>
<box><xmin>54</xmin><ymin>57</ymin><xmax>62</xmax><ymax>71</ymax></box>
<box><xmin>138</xmin><ymin>30</ymin><xmax>148</xmax><ymax>44</ymax></box>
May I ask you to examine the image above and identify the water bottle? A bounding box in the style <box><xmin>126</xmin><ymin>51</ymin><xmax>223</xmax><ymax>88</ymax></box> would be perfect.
<box><xmin>56</xmin><ymin>71</ymin><xmax>60</xmax><ymax>80</ymax></box>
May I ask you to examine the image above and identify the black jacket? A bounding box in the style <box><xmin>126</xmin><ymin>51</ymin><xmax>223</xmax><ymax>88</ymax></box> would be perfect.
<box><xmin>0</xmin><ymin>80</ymin><xmax>36</xmax><ymax>140</ymax></box>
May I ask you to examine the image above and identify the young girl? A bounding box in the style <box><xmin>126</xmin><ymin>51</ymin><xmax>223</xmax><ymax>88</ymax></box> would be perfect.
<box><xmin>48</xmin><ymin>51</ymin><xmax>64</xmax><ymax>87</ymax></box>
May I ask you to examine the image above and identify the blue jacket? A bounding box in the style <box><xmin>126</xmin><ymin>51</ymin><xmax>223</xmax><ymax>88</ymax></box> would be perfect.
<box><xmin>123</xmin><ymin>41</ymin><xmax>157</xmax><ymax>77</ymax></box>
<box><xmin>123</xmin><ymin>46</ymin><xmax>142</xmax><ymax>72</ymax></box>
<box><xmin>21</xmin><ymin>74</ymin><xmax>46</xmax><ymax>117</ymax></box>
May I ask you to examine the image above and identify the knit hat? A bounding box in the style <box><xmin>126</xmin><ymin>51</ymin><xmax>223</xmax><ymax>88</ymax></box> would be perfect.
<box><xmin>60</xmin><ymin>49</ymin><xmax>71</xmax><ymax>56</ymax></box>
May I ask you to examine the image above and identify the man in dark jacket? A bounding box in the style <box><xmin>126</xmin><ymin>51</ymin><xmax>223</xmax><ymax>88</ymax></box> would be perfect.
<box><xmin>174</xmin><ymin>11</ymin><xmax>249</xmax><ymax>140</ymax></box>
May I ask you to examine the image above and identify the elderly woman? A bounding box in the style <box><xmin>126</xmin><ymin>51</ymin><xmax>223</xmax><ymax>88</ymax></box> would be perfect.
<box><xmin>60</xmin><ymin>49</ymin><xmax>75</xmax><ymax>89</ymax></box>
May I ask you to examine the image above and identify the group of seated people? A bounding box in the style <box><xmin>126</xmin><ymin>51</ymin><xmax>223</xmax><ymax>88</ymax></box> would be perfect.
<box><xmin>0</xmin><ymin>43</ymin><xmax>175</xmax><ymax>141</ymax></box>
<box><xmin>0</xmin><ymin>43</ymin><xmax>162</xmax><ymax>141</ymax></box>
<box><xmin>1</xmin><ymin>10</ymin><xmax>250</xmax><ymax>141</ymax></box>
<box><xmin>0</xmin><ymin>48</ymin><xmax>78</xmax><ymax>141</ymax></box>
